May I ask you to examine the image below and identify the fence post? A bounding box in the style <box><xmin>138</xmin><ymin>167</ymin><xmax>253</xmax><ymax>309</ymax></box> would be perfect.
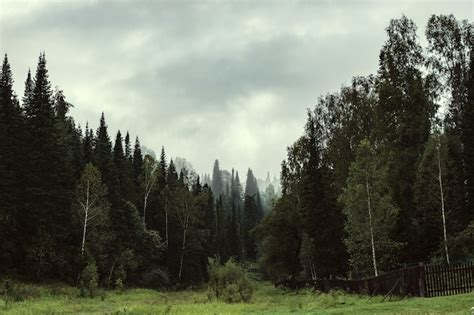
<box><xmin>418</xmin><ymin>262</ymin><xmax>425</xmax><ymax>297</ymax></box>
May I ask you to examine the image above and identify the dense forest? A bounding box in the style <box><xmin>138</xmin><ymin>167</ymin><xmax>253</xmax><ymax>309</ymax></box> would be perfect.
<box><xmin>0</xmin><ymin>14</ymin><xmax>473</xmax><ymax>290</ymax></box>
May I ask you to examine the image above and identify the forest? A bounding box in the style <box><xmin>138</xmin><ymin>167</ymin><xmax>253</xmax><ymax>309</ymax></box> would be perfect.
<box><xmin>0</xmin><ymin>13</ymin><xmax>473</xmax><ymax>297</ymax></box>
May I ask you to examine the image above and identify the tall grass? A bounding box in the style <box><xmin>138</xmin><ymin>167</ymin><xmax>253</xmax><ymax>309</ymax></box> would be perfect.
<box><xmin>1</xmin><ymin>279</ymin><xmax>473</xmax><ymax>314</ymax></box>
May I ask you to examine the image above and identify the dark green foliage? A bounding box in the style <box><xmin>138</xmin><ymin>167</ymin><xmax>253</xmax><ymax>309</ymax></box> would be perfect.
<box><xmin>20</xmin><ymin>53</ymin><xmax>77</xmax><ymax>279</ymax></box>
<box><xmin>376</xmin><ymin>16</ymin><xmax>437</xmax><ymax>261</ymax></box>
<box><xmin>80</xmin><ymin>260</ymin><xmax>99</xmax><ymax>298</ymax></box>
<box><xmin>254</xmin><ymin>195</ymin><xmax>301</xmax><ymax>282</ymax></box>
<box><xmin>93</xmin><ymin>113</ymin><xmax>114</xmax><ymax>191</ymax></box>
<box><xmin>463</xmin><ymin>37</ymin><xmax>474</xmax><ymax>220</ymax></box>
<box><xmin>212</xmin><ymin>159</ymin><xmax>224</xmax><ymax>198</ymax></box>
<box><xmin>0</xmin><ymin>54</ymin><xmax>23</xmax><ymax>273</ymax></box>
<box><xmin>426</xmin><ymin>14</ymin><xmax>473</xmax><ymax>233</ymax></box>
<box><xmin>340</xmin><ymin>140</ymin><xmax>401</xmax><ymax>276</ymax></box>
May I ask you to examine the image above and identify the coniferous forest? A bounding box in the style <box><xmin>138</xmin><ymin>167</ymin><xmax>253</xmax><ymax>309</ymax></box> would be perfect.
<box><xmin>0</xmin><ymin>13</ymin><xmax>473</xmax><ymax>294</ymax></box>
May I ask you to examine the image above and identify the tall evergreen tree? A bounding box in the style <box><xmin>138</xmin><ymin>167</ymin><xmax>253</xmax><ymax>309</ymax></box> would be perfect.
<box><xmin>21</xmin><ymin>53</ymin><xmax>74</xmax><ymax>278</ymax></box>
<box><xmin>83</xmin><ymin>122</ymin><xmax>94</xmax><ymax>165</ymax></box>
<box><xmin>132</xmin><ymin>137</ymin><xmax>144</xmax><ymax>207</ymax></box>
<box><xmin>211</xmin><ymin>159</ymin><xmax>224</xmax><ymax>198</ymax></box>
<box><xmin>0</xmin><ymin>54</ymin><xmax>23</xmax><ymax>272</ymax></box>
<box><xmin>93</xmin><ymin>113</ymin><xmax>114</xmax><ymax>192</ymax></box>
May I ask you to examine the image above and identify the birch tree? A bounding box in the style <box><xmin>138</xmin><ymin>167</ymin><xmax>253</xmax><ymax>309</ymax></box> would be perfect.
<box><xmin>142</xmin><ymin>154</ymin><xmax>158</xmax><ymax>230</ymax></box>
<box><xmin>340</xmin><ymin>140</ymin><xmax>401</xmax><ymax>276</ymax></box>
<box><xmin>174</xmin><ymin>186</ymin><xmax>196</xmax><ymax>281</ymax></box>
<box><xmin>172</xmin><ymin>185</ymin><xmax>206</xmax><ymax>281</ymax></box>
<box><xmin>75</xmin><ymin>163</ymin><xmax>109</xmax><ymax>258</ymax></box>
<box><xmin>414</xmin><ymin>133</ymin><xmax>451</xmax><ymax>263</ymax></box>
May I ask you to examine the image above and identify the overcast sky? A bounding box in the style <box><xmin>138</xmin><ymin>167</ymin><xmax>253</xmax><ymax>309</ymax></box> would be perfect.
<box><xmin>0</xmin><ymin>0</ymin><xmax>472</xmax><ymax>180</ymax></box>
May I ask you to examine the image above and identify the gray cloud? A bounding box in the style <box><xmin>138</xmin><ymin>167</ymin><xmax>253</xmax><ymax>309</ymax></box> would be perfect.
<box><xmin>0</xmin><ymin>0</ymin><xmax>471</xmax><ymax>180</ymax></box>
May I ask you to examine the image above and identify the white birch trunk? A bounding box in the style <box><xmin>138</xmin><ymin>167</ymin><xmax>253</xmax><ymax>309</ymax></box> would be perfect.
<box><xmin>165</xmin><ymin>207</ymin><xmax>169</xmax><ymax>248</ymax></box>
<box><xmin>366</xmin><ymin>177</ymin><xmax>378</xmax><ymax>277</ymax></box>
<box><xmin>178</xmin><ymin>216</ymin><xmax>188</xmax><ymax>281</ymax></box>
<box><xmin>437</xmin><ymin>139</ymin><xmax>450</xmax><ymax>265</ymax></box>
<box><xmin>81</xmin><ymin>181</ymin><xmax>90</xmax><ymax>258</ymax></box>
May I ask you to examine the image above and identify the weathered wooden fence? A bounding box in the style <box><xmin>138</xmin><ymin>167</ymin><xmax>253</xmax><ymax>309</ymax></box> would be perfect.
<box><xmin>309</xmin><ymin>261</ymin><xmax>474</xmax><ymax>298</ymax></box>
<box><xmin>424</xmin><ymin>261</ymin><xmax>474</xmax><ymax>297</ymax></box>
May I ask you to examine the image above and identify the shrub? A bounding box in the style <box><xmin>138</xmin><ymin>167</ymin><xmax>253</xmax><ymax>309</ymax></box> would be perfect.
<box><xmin>80</xmin><ymin>260</ymin><xmax>99</xmax><ymax>298</ymax></box>
<box><xmin>2</xmin><ymin>281</ymin><xmax>40</xmax><ymax>307</ymax></box>
<box><xmin>139</xmin><ymin>268</ymin><xmax>170</xmax><ymax>289</ymax></box>
<box><xmin>207</xmin><ymin>258</ymin><xmax>254</xmax><ymax>303</ymax></box>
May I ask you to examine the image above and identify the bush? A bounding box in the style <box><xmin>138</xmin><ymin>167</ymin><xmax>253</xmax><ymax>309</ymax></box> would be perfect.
<box><xmin>1</xmin><ymin>281</ymin><xmax>40</xmax><ymax>307</ymax></box>
<box><xmin>207</xmin><ymin>258</ymin><xmax>254</xmax><ymax>303</ymax></box>
<box><xmin>139</xmin><ymin>268</ymin><xmax>170</xmax><ymax>289</ymax></box>
<box><xmin>80</xmin><ymin>260</ymin><xmax>99</xmax><ymax>298</ymax></box>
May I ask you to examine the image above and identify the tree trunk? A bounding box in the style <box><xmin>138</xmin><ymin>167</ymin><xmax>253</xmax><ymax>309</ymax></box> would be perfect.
<box><xmin>143</xmin><ymin>194</ymin><xmax>148</xmax><ymax>230</ymax></box>
<box><xmin>81</xmin><ymin>181</ymin><xmax>90</xmax><ymax>258</ymax></box>
<box><xmin>165</xmin><ymin>207</ymin><xmax>169</xmax><ymax>248</ymax></box>
<box><xmin>178</xmin><ymin>217</ymin><xmax>188</xmax><ymax>281</ymax></box>
<box><xmin>437</xmin><ymin>140</ymin><xmax>450</xmax><ymax>264</ymax></box>
<box><xmin>81</xmin><ymin>211</ymin><xmax>88</xmax><ymax>258</ymax></box>
<box><xmin>366</xmin><ymin>177</ymin><xmax>378</xmax><ymax>277</ymax></box>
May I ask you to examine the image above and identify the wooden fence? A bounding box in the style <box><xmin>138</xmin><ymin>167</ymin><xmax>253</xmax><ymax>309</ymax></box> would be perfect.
<box><xmin>303</xmin><ymin>261</ymin><xmax>474</xmax><ymax>298</ymax></box>
<box><xmin>424</xmin><ymin>261</ymin><xmax>474</xmax><ymax>297</ymax></box>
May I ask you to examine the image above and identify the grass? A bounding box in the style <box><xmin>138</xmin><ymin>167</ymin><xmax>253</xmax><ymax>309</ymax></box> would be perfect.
<box><xmin>0</xmin><ymin>280</ymin><xmax>473</xmax><ymax>314</ymax></box>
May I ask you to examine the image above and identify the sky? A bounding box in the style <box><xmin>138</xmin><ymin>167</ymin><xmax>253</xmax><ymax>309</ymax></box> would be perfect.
<box><xmin>0</xmin><ymin>0</ymin><xmax>472</xmax><ymax>180</ymax></box>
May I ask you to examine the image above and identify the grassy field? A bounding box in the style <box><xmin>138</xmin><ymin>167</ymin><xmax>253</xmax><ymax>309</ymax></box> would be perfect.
<box><xmin>1</xmin><ymin>280</ymin><xmax>473</xmax><ymax>314</ymax></box>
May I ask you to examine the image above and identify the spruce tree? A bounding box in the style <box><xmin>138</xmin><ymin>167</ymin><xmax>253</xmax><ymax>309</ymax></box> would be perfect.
<box><xmin>83</xmin><ymin>123</ymin><xmax>94</xmax><ymax>164</ymax></box>
<box><xmin>158</xmin><ymin>146</ymin><xmax>168</xmax><ymax>190</ymax></box>
<box><xmin>0</xmin><ymin>54</ymin><xmax>23</xmax><ymax>272</ymax></box>
<box><xmin>132</xmin><ymin>137</ymin><xmax>144</xmax><ymax>207</ymax></box>
<box><xmin>93</xmin><ymin>113</ymin><xmax>114</xmax><ymax>192</ymax></box>
<box><xmin>212</xmin><ymin>159</ymin><xmax>224</xmax><ymax>198</ymax></box>
<box><xmin>22</xmin><ymin>53</ymin><xmax>74</xmax><ymax>278</ymax></box>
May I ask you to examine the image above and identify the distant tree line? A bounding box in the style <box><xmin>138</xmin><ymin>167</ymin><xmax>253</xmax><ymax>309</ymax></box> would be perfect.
<box><xmin>0</xmin><ymin>53</ymin><xmax>266</xmax><ymax>287</ymax></box>
<box><xmin>256</xmin><ymin>14</ymin><xmax>474</xmax><ymax>282</ymax></box>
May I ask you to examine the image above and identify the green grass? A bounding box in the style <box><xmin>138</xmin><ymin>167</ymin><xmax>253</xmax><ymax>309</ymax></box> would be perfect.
<box><xmin>0</xmin><ymin>280</ymin><xmax>473</xmax><ymax>314</ymax></box>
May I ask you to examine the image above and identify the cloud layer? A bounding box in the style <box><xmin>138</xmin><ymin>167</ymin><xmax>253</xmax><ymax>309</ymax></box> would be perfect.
<box><xmin>1</xmin><ymin>0</ymin><xmax>471</xmax><ymax>179</ymax></box>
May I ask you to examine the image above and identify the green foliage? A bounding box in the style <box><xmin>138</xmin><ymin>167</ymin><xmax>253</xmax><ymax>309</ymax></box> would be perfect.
<box><xmin>339</xmin><ymin>140</ymin><xmax>401</xmax><ymax>276</ymax></box>
<box><xmin>255</xmin><ymin>195</ymin><xmax>301</xmax><ymax>282</ymax></box>
<box><xmin>0</xmin><ymin>280</ymin><xmax>38</xmax><ymax>307</ymax></box>
<box><xmin>80</xmin><ymin>260</ymin><xmax>99</xmax><ymax>298</ymax></box>
<box><xmin>207</xmin><ymin>258</ymin><xmax>254</xmax><ymax>303</ymax></box>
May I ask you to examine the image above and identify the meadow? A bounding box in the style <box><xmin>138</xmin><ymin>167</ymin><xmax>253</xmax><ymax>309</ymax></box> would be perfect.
<box><xmin>1</xmin><ymin>280</ymin><xmax>473</xmax><ymax>314</ymax></box>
